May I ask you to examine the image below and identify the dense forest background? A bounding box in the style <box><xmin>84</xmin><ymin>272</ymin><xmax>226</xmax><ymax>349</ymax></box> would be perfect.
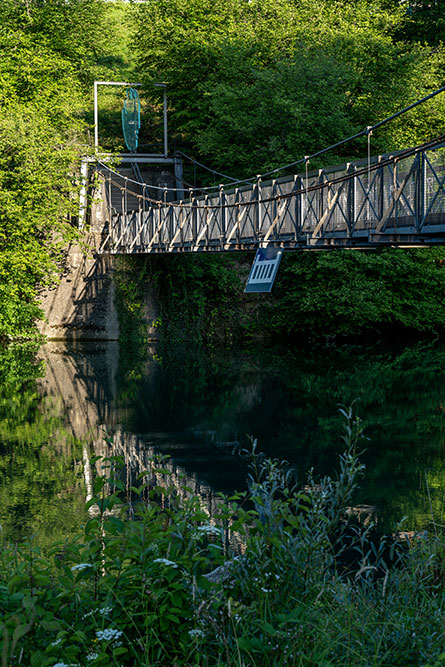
<box><xmin>1</xmin><ymin>0</ymin><xmax>445</xmax><ymax>342</ymax></box>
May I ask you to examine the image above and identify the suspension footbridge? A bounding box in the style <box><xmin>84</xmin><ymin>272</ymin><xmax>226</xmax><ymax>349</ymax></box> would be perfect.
<box><xmin>89</xmin><ymin>88</ymin><xmax>445</xmax><ymax>254</ymax></box>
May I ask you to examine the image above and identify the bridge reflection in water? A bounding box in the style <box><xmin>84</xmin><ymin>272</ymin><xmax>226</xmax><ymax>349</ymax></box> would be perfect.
<box><xmin>96</xmin><ymin>137</ymin><xmax>445</xmax><ymax>253</ymax></box>
<box><xmin>38</xmin><ymin>342</ymin><xmax>248</xmax><ymax>543</ymax></box>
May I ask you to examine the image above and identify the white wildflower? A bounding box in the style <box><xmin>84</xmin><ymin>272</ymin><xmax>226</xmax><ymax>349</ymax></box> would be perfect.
<box><xmin>261</xmin><ymin>587</ymin><xmax>272</xmax><ymax>593</ymax></box>
<box><xmin>71</xmin><ymin>563</ymin><xmax>92</xmax><ymax>572</ymax></box>
<box><xmin>52</xmin><ymin>663</ymin><xmax>69</xmax><ymax>667</ymax></box>
<box><xmin>86</xmin><ymin>654</ymin><xmax>99</xmax><ymax>662</ymax></box>
<box><xmin>196</xmin><ymin>524</ymin><xmax>222</xmax><ymax>536</ymax></box>
<box><xmin>50</xmin><ymin>638</ymin><xmax>62</xmax><ymax>647</ymax></box>
<box><xmin>99</xmin><ymin>606</ymin><xmax>112</xmax><ymax>615</ymax></box>
<box><xmin>95</xmin><ymin>628</ymin><xmax>123</xmax><ymax>642</ymax></box>
<box><xmin>153</xmin><ymin>558</ymin><xmax>178</xmax><ymax>568</ymax></box>
<box><xmin>188</xmin><ymin>629</ymin><xmax>205</xmax><ymax>639</ymax></box>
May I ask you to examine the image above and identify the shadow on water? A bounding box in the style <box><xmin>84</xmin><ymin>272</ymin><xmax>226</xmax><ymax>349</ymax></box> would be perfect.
<box><xmin>0</xmin><ymin>339</ymin><xmax>443</xmax><ymax>542</ymax></box>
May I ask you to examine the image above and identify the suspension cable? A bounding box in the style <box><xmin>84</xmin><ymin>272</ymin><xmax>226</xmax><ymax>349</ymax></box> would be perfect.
<box><xmin>176</xmin><ymin>150</ymin><xmax>252</xmax><ymax>186</ymax></box>
<box><xmin>256</xmin><ymin>85</ymin><xmax>445</xmax><ymax>180</ymax></box>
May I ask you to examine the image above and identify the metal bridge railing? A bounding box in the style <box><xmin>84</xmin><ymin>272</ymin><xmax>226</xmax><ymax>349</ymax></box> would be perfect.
<box><xmin>96</xmin><ymin>137</ymin><xmax>445</xmax><ymax>253</ymax></box>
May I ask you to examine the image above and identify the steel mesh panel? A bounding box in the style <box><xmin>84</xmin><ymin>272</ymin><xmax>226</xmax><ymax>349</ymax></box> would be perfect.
<box><xmin>425</xmin><ymin>147</ymin><xmax>445</xmax><ymax>220</ymax></box>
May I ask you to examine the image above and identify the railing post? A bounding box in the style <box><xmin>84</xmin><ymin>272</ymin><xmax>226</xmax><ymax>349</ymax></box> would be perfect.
<box><xmin>107</xmin><ymin>170</ymin><xmax>111</xmax><ymax>215</ymax></box>
<box><xmin>178</xmin><ymin>200</ymin><xmax>184</xmax><ymax>249</ymax></box>
<box><xmin>144</xmin><ymin>185</ymin><xmax>150</xmax><ymax>248</ymax></box>
<box><xmin>121</xmin><ymin>180</ymin><xmax>125</xmax><ymax>236</ymax></box>
<box><xmin>304</xmin><ymin>156</ymin><xmax>310</xmax><ymax>229</ymax></box>
<box><xmin>346</xmin><ymin>163</ymin><xmax>355</xmax><ymax>235</ymax></box>
<box><xmin>293</xmin><ymin>175</ymin><xmax>300</xmax><ymax>239</ymax></box>
<box><xmin>155</xmin><ymin>201</ymin><xmax>161</xmax><ymax>249</ymax></box>
<box><xmin>204</xmin><ymin>194</ymin><xmax>209</xmax><ymax>247</ymax></box>
<box><xmin>419</xmin><ymin>150</ymin><xmax>426</xmax><ymax>229</ymax></box>
<box><xmin>318</xmin><ymin>169</ymin><xmax>324</xmax><ymax>232</ymax></box>
<box><xmin>392</xmin><ymin>156</ymin><xmax>397</xmax><ymax>231</ymax></box>
<box><xmin>192</xmin><ymin>192</ymin><xmax>197</xmax><ymax>245</ymax></box>
<box><xmin>169</xmin><ymin>201</ymin><xmax>175</xmax><ymax>247</ymax></box>
<box><xmin>256</xmin><ymin>174</ymin><xmax>262</xmax><ymax>239</ymax></box>
<box><xmin>378</xmin><ymin>156</ymin><xmax>384</xmax><ymax>223</ymax></box>
<box><xmin>271</xmin><ymin>179</ymin><xmax>277</xmax><ymax>241</ymax></box>
<box><xmin>163</xmin><ymin>188</ymin><xmax>168</xmax><ymax>248</ymax></box>
<box><xmin>189</xmin><ymin>190</ymin><xmax>194</xmax><ymax>246</ymax></box>
<box><xmin>235</xmin><ymin>188</ymin><xmax>240</xmax><ymax>246</ymax></box>
<box><xmin>366</xmin><ymin>126</ymin><xmax>373</xmax><ymax>226</ymax></box>
<box><xmin>137</xmin><ymin>188</ymin><xmax>142</xmax><ymax>252</ymax></box>
<box><xmin>109</xmin><ymin>171</ymin><xmax>115</xmax><ymax>249</ymax></box>
<box><xmin>78</xmin><ymin>158</ymin><xmax>88</xmax><ymax>230</ymax></box>
<box><xmin>143</xmin><ymin>190</ymin><xmax>150</xmax><ymax>248</ymax></box>
<box><xmin>219</xmin><ymin>184</ymin><xmax>226</xmax><ymax>243</ymax></box>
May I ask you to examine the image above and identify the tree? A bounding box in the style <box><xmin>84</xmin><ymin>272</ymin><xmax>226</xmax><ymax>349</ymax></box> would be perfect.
<box><xmin>394</xmin><ymin>0</ymin><xmax>445</xmax><ymax>46</ymax></box>
<box><xmin>1</xmin><ymin>0</ymin><xmax>114</xmax><ymax>80</ymax></box>
<box><xmin>270</xmin><ymin>248</ymin><xmax>445</xmax><ymax>338</ymax></box>
<box><xmin>0</xmin><ymin>13</ymin><xmax>85</xmax><ymax>338</ymax></box>
<box><xmin>0</xmin><ymin>0</ymin><xmax>138</xmax><ymax>338</ymax></box>
<box><xmin>134</xmin><ymin>0</ymin><xmax>445</xmax><ymax>177</ymax></box>
<box><xmin>197</xmin><ymin>49</ymin><xmax>356</xmax><ymax>175</ymax></box>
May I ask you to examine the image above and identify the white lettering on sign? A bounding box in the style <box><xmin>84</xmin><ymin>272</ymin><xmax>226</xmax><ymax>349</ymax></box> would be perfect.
<box><xmin>250</xmin><ymin>260</ymin><xmax>276</xmax><ymax>283</ymax></box>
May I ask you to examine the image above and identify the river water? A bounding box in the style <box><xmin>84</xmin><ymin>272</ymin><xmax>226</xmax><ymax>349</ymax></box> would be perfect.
<box><xmin>0</xmin><ymin>340</ymin><xmax>443</xmax><ymax>546</ymax></box>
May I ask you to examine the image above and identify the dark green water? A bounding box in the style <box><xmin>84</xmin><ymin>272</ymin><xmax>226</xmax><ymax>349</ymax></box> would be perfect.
<box><xmin>0</xmin><ymin>339</ymin><xmax>443</xmax><ymax>545</ymax></box>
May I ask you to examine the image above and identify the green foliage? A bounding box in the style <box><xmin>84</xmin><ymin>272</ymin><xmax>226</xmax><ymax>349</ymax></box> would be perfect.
<box><xmin>115</xmin><ymin>254</ymin><xmax>248</xmax><ymax>351</ymax></box>
<box><xmin>0</xmin><ymin>9</ymin><xmax>87</xmax><ymax>339</ymax></box>
<box><xmin>270</xmin><ymin>248</ymin><xmax>445</xmax><ymax>338</ymax></box>
<box><xmin>117</xmin><ymin>247</ymin><xmax>445</xmax><ymax>346</ymax></box>
<box><xmin>0</xmin><ymin>0</ymin><xmax>138</xmax><ymax>338</ymax></box>
<box><xmin>135</xmin><ymin>0</ymin><xmax>445</xmax><ymax>176</ymax></box>
<box><xmin>114</xmin><ymin>256</ymin><xmax>152</xmax><ymax>350</ymax></box>
<box><xmin>1</xmin><ymin>0</ymin><xmax>125</xmax><ymax>83</ymax></box>
<box><xmin>394</xmin><ymin>0</ymin><xmax>445</xmax><ymax>47</ymax></box>
<box><xmin>0</xmin><ymin>413</ymin><xmax>442</xmax><ymax>665</ymax></box>
<box><xmin>198</xmin><ymin>52</ymin><xmax>354</xmax><ymax>174</ymax></box>
<box><xmin>0</xmin><ymin>343</ymin><xmax>85</xmax><ymax>548</ymax></box>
